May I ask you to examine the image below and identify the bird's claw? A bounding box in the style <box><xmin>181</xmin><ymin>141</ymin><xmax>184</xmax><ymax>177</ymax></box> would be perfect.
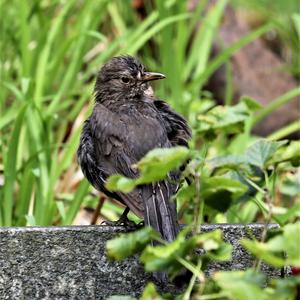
<box><xmin>101</xmin><ymin>217</ymin><xmax>142</xmax><ymax>230</ymax></box>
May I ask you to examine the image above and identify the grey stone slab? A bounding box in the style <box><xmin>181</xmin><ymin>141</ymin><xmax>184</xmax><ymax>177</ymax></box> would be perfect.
<box><xmin>0</xmin><ymin>224</ymin><xmax>283</xmax><ymax>299</ymax></box>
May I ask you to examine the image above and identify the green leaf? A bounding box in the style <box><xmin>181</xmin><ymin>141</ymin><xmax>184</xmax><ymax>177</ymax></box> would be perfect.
<box><xmin>56</xmin><ymin>201</ymin><xmax>66</xmax><ymax>222</ymax></box>
<box><xmin>271</xmin><ymin>276</ymin><xmax>300</xmax><ymax>300</ymax></box>
<box><xmin>193</xmin><ymin>230</ymin><xmax>232</xmax><ymax>261</ymax></box>
<box><xmin>2</xmin><ymin>104</ymin><xmax>27</xmax><ymax>226</ymax></box>
<box><xmin>208</xmin><ymin>154</ymin><xmax>249</xmax><ymax>172</ymax></box>
<box><xmin>282</xmin><ymin>222</ymin><xmax>300</xmax><ymax>266</ymax></box>
<box><xmin>136</xmin><ymin>147</ymin><xmax>190</xmax><ymax>183</ymax></box>
<box><xmin>140</xmin><ymin>283</ymin><xmax>163</xmax><ymax>300</ymax></box>
<box><xmin>196</xmin><ymin>102</ymin><xmax>251</xmax><ymax>136</ymax></box>
<box><xmin>106</xmin><ymin>227</ymin><xmax>159</xmax><ymax>260</ymax></box>
<box><xmin>201</xmin><ymin>177</ymin><xmax>248</xmax><ymax>212</ymax></box>
<box><xmin>292</xmin><ymin>13</ymin><xmax>300</xmax><ymax>40</ymax></box>
<box><xmin>281</xmin><ymin>170</ymin><xmax>300</xmax><ymax>198</ymax></box>
<box><xmin>270</xmin><ymin>141</ymin><xmax>300</xmax><ymax>167</ymax></box>
<box><xmin>176</xmin><ymin>184</ymin><xmax>196</xmax><ymax>202</ymax></box>
<box><xmin>106</xmin><ymin>147</ymin><xmax>189</xmax><ymax>193</ymax></box>
<box><xmin>106</xmin><ymin>175</ymin><xmax>136</xmax><ymax>193</ymax></box>
<box><xmin>214</xmin><ymin>270</ymin><xmax>269</xmax><ymax>300</ymax></box>
<box><xmin>140</xmin><ymin>228</ymin><xmax>231</xmax><ymax>275</ymax></box>
<box><xmin>241</xmin><ymin>239</ymin><xmax>286</xmax><ymax>268</ymax></box>
<box><xmin>245</xmin><ymin>139</ymin><xmax>287</xmax><ymax>169</ymax></box>
<box><xmin>241</xmin><ymin>96</ymin><xmax>263</xmax><ymax>112</ymax></box>
<box><xmin>275</xmin><ymin>203</ymin><xmax>300</xmax><ymax>224</ymax></box>
<box><xmin>241</xmin><ymin>222</ymin><xmax>300</xmax><ymax>268</ymax></box>
<box><xmin>140</xmin><ymin>227</ymin><xmax>192</xmax><ymax>274</ymax></box>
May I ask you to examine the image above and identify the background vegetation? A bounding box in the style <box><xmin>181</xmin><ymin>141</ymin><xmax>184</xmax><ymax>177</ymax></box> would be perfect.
<box><xmin>1</xmin><ymin>0</ymin><xmax>299</xmax><ymax>299</ymax></box>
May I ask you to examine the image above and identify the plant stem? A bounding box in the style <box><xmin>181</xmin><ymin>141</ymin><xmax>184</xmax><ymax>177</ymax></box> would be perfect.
<box><xmin>197</xmin><ymin>292</ymin><xmax>230</xmax><ymax>299</ymax></box>
<box><xmin>193</xmin><ymin>142</ymin><xmax>209</xmax><ymax>235</ymax></box>
<box><xmin>267</xmin><ymin>119</ymin><xmax>300</xmax><ymax>140</ymax></box>
<box><xmin>253</xmin><ymin>87</ymin><xmax>300</xmax><ymax>125</ymax></box>
<box><xmin>254</xmin><ymin>170</ymin><xmax>273</xmax><ymax>272</ymax></box>
<box><xmin>176</xmin><ymin>257</ymin><xmax>204</xmax><ymax>281</ymax></box>
<box><xmin>183</xmin><ymin>260</ymin><xmax>202</xmax><ymax>300</ymax></box>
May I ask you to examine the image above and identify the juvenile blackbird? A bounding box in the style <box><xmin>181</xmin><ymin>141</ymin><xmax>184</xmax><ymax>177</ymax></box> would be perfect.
<box><xmin>77</xmin><ymin>55</ymin><xmax>191</xmax><ymax>244</ymax></box>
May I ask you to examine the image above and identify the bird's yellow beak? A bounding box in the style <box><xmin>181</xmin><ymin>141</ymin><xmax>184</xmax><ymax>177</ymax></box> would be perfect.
<box><xmin>141</xmin><ymin>72</ymin><xmax>166</xmax><ymax>82</ymax></box>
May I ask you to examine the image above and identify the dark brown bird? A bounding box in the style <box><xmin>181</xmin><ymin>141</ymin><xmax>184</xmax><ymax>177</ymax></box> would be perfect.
<box><xmin>77</xmin><ymin>55</ymin><xmax>191</xmax><ymax>244</ymax></box>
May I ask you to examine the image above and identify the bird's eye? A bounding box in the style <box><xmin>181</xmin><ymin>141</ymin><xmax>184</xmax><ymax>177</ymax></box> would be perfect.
<box><xmin>121</xmin><ymin>77</ymin><xmax>130</xmax><ymax>83</ymax></box>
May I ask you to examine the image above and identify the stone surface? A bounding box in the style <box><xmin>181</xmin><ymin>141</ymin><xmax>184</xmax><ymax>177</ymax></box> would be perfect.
<box><xmin>0</xmin><ymin>224</ymin><xmax>283</xmax><ymax>299</ymax></box>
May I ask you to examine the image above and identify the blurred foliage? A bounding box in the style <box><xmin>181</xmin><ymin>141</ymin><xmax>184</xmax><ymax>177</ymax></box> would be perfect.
<box><xmin>233</xmin><ymin>0</ymin><xmax>300</xmax><ymax>75</ymax></box>
<box><xmin>1</xmin><ymin>0</ymin><xmax>300</xmax><ymax>298</ymax></box>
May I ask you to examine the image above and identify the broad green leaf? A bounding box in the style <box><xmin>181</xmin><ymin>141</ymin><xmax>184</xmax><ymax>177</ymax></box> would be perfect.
<box><xmin>208</xmin><ymin>243</ymin><xmax>233</xmax><ymax>261</ymax></box>
<box><xmin>241</xmin><ymin>222</ymin><xmax>300</xmax><ymax>267</ymax></box>
<box><xmin>196</xmin><ymin>102</ymin><xmax>251</xmax><ymax>136</ymax></box>
<box><xmin>176</xmin><ymin>184</ymin><xmax>196</xmax><ymax>202</ymax></box>
<box><xmin>282</xmin><ymin>222</ymin><xmax>300</xmax><ymax>266</ymax></box>
<box><xmin>214</xmin><ymin>270</ymin><xmax>269</xmax><ymax>300</ymax></box>
<box><xmin>193</xmin><ymin>230</ymin><xmax>232</xmax><ymax>261</ymax></box>
<box><xmin>241</xmin><ymin>239</ymin><xmax>286</xmax><ymax>268</ymax></box>
<box><xmin>270</xmin><ymin>276</ymin><xmax>300</xmax><ymax>300</ymax></box>
<box><xmin>106</xmin><ymin>227</ymin><xmax>159</xmax><ymax>260</ymax></box>
<box><xmin>270</xmin><ymin>141</ymin><xmax>300</xmax><ymax>167</ymax></box>
<box><xmin>207</xmin><ymin>154</ymin><xmax>249</xmax><ymax>172</ymax></box>
<box><xmin>106</xmin><ymin>175</ymin><xmax>136</xmax><ymax>193</ymax></box>
<box><xmin>106</xmin><ymin>147</ymin><xmax>189</xmax><ymax>193</ymax></box>
<box><xmin>140</xmin><ymin>227</ymin><xmax>192</xmax><ymax>273</ymax></box>
<box><xmin>201</xmin><ymin>177</ymin><xmax>248</xmax><ymax>212</ymax></box>
<box><xmin>141</xmin><ymin>228</ymin><xmax>231</xmax><ymax>275</ymax></box>
<box><xmin>245</xmin><ymin>139</ymin><xmax>287</xmax><ymax>169</ymax></box>
<box><xmin>136</xmin><ymin>147</ymin><xmax>190</xmax><ymax>182</ymax></box>
<box><xmin>140</xmin><ymin>283</ymin><xmax>163</xmax><ymax>300</ymax></box>
<box><xmin>281</xmin><ymin>170</ymin><xmax>300</xmax><ymax>197</ymax></box>
<box><xmin>275</xmin><ymin>203</ymin><xmax>300</xmax><ymax>224</ymax></box>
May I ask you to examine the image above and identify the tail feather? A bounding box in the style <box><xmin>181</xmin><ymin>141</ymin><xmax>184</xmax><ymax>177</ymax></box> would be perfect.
<box><xmin>143</xmin><ymin>181</ymin><xmax>179</xmax><ymax>242</ymax></box>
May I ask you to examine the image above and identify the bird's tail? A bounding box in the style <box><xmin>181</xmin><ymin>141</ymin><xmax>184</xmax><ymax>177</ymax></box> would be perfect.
<box><xmin>143</xmin><ymin>181</ymin><xmax>192</xmax><ymax>285</ymax></box>
<box><xmin>143</xmin><ymin>181</ymin><xmax>179</xmax><ymax>242</ymax></box>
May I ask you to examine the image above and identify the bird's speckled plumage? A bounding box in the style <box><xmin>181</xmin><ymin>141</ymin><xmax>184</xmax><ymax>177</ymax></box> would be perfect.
<box><xmin>77</xmin><ymin>55</ymin><xmax>191</xmax><ymax>244</ymax></box>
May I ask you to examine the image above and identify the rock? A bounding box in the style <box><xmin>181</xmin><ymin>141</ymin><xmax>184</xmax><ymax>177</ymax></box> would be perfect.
<box><xmin>0</xmin><ymin>224</ymin><xmax>285</xmax><ymax>299</ymax></box>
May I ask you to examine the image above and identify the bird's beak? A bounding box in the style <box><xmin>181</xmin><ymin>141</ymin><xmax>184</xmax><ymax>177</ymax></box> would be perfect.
<box><xmin>140</xmin><ymin>72</ymin><xmax>166</xmax><ymax>82</ymax></box>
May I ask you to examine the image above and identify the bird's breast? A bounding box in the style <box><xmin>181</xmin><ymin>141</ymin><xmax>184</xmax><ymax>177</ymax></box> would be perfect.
<box><xmin>121</xmin><ymin>110</ymin><xmax>168</xmax><ymax>159</ymax></box>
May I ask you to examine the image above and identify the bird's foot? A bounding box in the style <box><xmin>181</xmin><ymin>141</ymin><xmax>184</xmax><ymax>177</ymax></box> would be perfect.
<box><xmin>101</xmin><ymin>216</ymin><xmax>141</xmax><ymax>230</ymax></box>
<box><xmin>152</xmin><ymin>272</ymin><xmax>169</xmax><ymax>286</ymax></box>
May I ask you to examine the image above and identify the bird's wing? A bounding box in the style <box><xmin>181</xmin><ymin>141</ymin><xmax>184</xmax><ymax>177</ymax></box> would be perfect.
<box><xmin>154</xmin><ymin>100</ymin><xmax>191</xmax><ymax>147</ymax></box>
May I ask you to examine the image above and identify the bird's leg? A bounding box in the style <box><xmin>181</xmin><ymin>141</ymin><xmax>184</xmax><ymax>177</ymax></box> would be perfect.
<box><xmin>101</xmin><ymin>207</ymin><xmax>141</xmax><ymax>230</ymax></box>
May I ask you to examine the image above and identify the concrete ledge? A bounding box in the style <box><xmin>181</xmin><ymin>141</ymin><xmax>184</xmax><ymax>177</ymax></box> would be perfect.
<box><xmin>0</xmin><ymin>224</ymin><xmax>283</xmax><ymax>299</ymax></box>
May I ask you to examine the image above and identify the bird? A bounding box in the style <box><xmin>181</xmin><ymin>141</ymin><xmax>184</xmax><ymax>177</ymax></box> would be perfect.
<box><xmin>77</xmin><ymin>55</ymin><xmax>191</xmax><ymax>252</ymax></box>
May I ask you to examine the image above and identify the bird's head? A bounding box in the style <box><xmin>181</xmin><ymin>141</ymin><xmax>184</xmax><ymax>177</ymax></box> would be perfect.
<box><xmin>94</xmin><ymin>55</ymin><xmax>165</xmax><ymax>102</ymax></box>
